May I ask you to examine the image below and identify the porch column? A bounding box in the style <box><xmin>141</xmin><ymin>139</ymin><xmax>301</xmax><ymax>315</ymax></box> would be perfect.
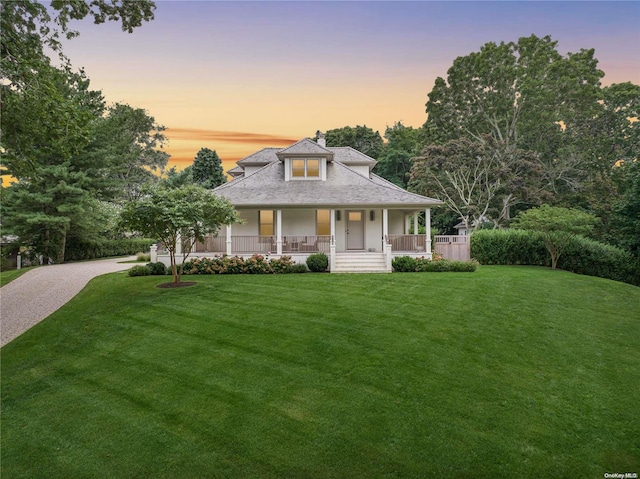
<box><xmin>276</xmin><ymin>209</ymin><xmax>283</xmax><ymax>255</ymax></box>
<box><xmin>383</xmin><ymin>208</ymin><xmax>391</xmax><ymax>272</ymax></box>
<box><xmin>413</xmin><ymin>212</ymin><xmax>419</xmax><ymax>235</ymax></box>
<box><xmin>425</xmin><ymin>208</ymin><xmax>432</xmax><ymax>255</ymax></box>
<box><xmin>330</xmin><ymin>209</ymin><xmax>336</xmax><ymax>239</ymax></box>
<box><xmin>382</xmin><ymin>208</ymin><xmax>389</xmax><ymax>244</ymax></box>
<box><xmin>405</xmin><ymin>214</ymin><xmax>410</xmax><ymax>235</ymax></box>
<box><xmin>330</xmin><ymin>209</ymin><xmax>336</xmax><ymax>272</ymax></box>
<box><xmin>226</xmin><ymin>224</ymin><xmax>232</xmax><ymax>255</ymax></box>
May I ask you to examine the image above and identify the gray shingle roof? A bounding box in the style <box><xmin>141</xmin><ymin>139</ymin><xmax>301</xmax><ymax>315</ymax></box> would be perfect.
<box><xmin>236</xmin><ymin>147</ymin><xmax>280</xmax><ymax>166</ymax></box>
<box><xmin>227</xmin><ymin>165</ymin><xmax>244</xmax><ymax>177</ymax></box>
<box><xmin>277</xmin><ymin>138</ymin><xmax>334</xmax><ymax>157</ymax></box>
<box><xmin>213</xmin><ymin>160</ymin><xmax>442</xmax><ymax>208</ymax></box>
<box><xmin>330</xmin><ymin>147</ymin><xmax>376</xmax><ymax>166</ymax></box>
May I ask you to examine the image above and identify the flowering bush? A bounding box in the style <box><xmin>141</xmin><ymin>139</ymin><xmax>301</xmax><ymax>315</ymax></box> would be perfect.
<box><xmin>181</xmin><ymin>255</ymin><xmax>305</xmax><ymax>275</ymax></box>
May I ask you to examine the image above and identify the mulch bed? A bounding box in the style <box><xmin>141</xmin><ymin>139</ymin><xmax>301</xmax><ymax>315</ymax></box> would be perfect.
<box><xmin>156</xmin><ymin>282</ymin><xmax>197</xmax><ymax>289</ymax></box>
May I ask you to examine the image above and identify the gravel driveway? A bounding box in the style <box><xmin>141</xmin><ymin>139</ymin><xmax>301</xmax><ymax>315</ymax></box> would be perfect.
<box><xmin>0</xmin><ymin>256</ymin><xmax>136</xmax><ymax>347</ymax></box>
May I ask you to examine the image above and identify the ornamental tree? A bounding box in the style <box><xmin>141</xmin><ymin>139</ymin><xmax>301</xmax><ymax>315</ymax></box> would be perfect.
<box><xmin>511</xmin><ymin>205</ymin><xmax>597</xmax><ymax>269</ymax></box>
<box><xmin>120</xmin><ymin>185</ymin><xmax>239</xmax><ymax>285</ymax></box>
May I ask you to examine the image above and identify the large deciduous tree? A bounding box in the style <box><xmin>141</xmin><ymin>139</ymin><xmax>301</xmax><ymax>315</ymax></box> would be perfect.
<box><xmin>1</xmin><ymin>0</ymin><xmax>156</xmax><ymax>171</ymax></box>
<box><xmin>424</xmin><ymin>34</ymin><xmax>604</xmax><ymax>198</ymax></box>
<box><xmin>81</xmin><ymin>103</ymin><xmax>169</xmax><ymax>201</ymax></box>
<box><xmin>319</xmin><ymin>126</ymin><xmax>384</xmax><ymax>159</ymax></box>
<box><xmin>409</xmin><ymin>137</ymin><xmax>543</xmax><ymax>232</ymax></box>
<box><xmin>120</xmin><ymin>186</ymin><xmax>239</xmax><ymax>285</ymax></box>
<box><xmin>374</xmin><ymin>122</ymin><xmax>423</xmax><ymax>188</ymax></box>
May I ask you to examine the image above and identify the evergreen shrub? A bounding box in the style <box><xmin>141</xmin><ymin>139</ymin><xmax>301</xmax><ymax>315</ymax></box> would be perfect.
<box><xmin>392</xmin><ymin>255</ymin><xmax>477</xmax><ymax>273</ymax></box>
<box><xmin>306</xmin><ymin>253</ymin><xmax>329</xmax><ymax>272</ymax></box>
<box><xmin>471</xmin><ymin>229</ymin><xmax>639</xmax><ymax>286</ymax></box>
<box><xmin>392</xmin><ymin>256</ymin><xmax>417</xmax><ymax>272</ymax></box>
<box><xmin>65</xmin><ymin>238</ymin><xmax>154</xmax><ymax>262</ymax></box>
<box><xmin>146</xmin><ymin>262</ymin><xmax>168</xmax><ymax>275</ymax></box>
<box><xmin>128</xmin><ymin>265</ymin><xmax>150</xmax><ymax>277</ymax></box>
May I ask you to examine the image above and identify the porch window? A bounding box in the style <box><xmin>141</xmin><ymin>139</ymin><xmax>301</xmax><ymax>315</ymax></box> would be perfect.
<box><xmin>291</xmin><ymin>159</ymin><xmax>320</xmax><ymax>178</ymax></box>
<box><xmin>316</xmin><ymin>209</ymin><xmax>330</xmax><ymax>235</ymax></box>
<box><xmin>259</xmin><ymin>210</ymin><xmax>274</xmax><ymax>236</ymax></box>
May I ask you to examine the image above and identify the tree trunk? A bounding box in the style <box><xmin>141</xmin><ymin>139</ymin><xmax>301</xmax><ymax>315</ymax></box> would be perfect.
<box><xmin>58</xmin><ymin>231</ymin><xmax>67</xmax><ymax>264</ymax></box>
<box><xmin>169</xmin><ymin>249</ymin><xmax>178</xmax><ymax>284</ymax></box>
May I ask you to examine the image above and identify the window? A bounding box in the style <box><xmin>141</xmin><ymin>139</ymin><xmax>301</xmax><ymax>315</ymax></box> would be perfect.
<box><xmin>259</xmin><ymin>210</ymin><xmax>274</xmax><ymax>236</ymax></box>
<box><xmin>317</xmin><ymin>210</ymin><xmax>330</xmax><ymax>235</ymax></box>
<box><xmin>291</xmin><ymin>158</ymin><xmax>320</xmax><ymax>179</ymax></box>
<box><xmin>348</xmin><ymin>211</ymin><xmax>362</xmax><ymax>222</ymax></box>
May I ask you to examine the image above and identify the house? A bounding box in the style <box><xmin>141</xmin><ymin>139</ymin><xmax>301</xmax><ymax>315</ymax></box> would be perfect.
<box><xmin>156</xmin><ymin>133</ymin><xmax>443</xmax><ymax>272</ymax></box>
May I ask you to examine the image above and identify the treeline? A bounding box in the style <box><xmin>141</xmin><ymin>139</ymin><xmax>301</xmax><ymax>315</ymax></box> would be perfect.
<box><xmin>317</xmin><ymin>35</ymin><xmax>639</xmax><ymax>260</ymax></box>
<box><xmin>0</xmin><ymin>1</ymin><xmax>230</xmax><ymax>264</ymax></box>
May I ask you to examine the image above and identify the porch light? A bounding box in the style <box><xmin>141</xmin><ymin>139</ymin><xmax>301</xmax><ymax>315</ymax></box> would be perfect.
<box><xmin>336</xmin><ymin>211</ymin><xmax>341</xmax><ymax>221</ymax></box>
<box><xmin>370</xmin><ymin>210</ymin><xmax>375</xmax><ymax>221</ymax></box>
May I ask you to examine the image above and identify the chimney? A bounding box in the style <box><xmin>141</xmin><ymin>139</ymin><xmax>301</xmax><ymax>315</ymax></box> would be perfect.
<box><xmin>317</xmin><ymin>131</ymin><xmax>326</xmax><ymax>147</ymax></box>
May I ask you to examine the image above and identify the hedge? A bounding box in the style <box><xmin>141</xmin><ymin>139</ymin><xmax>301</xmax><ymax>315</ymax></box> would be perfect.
<box><xmin>392</xmin><ymin>255</ymin><xmax>478</xmax><ymax>273</ymax></box>
<box><xmin>64</xmin><ymin>238</ymin><xmax>155</xmax><ymax>262</ymax></box>
<box><xmin>471</xmin><ymin>229</ymin><xmax>640</xmax><ymax>286</ymax></box>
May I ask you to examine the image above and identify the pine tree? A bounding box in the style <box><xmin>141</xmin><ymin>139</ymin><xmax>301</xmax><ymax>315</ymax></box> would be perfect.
<box><xmin>192</xmin><ymin>148</ymin><xmax>226</xmax><ymax>189</ymax></box>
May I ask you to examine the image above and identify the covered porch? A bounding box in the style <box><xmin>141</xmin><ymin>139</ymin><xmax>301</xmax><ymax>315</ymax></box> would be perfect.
<box><xmin>154</xmin><ymin>207</ymin><xmax>437</xmax><ymax>272</ymax></box>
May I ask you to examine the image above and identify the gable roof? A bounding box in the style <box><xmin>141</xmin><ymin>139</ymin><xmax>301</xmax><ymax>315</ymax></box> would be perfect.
<box><xmin>227</xmin><ymin>165</ymin><xmax>244</xmax><ymax>177</ymax></box>
<box><xmin>276</xmin><ymin>138</ymin><xmax>334</xmax><ymax>158</ymax></box>
<box><xmin>213</xmin><ymin>159</ymin><xmax>441</xmax><ymax>208</ymax></box>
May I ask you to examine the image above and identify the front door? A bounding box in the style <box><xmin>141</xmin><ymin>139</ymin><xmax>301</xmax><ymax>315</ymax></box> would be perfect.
<box><xmin>347</xmin><ymin>210</ymin><xmax>365</xmax><ymax>250</ymax></box>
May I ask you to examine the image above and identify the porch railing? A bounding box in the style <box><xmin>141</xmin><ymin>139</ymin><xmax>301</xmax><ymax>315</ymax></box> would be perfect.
<box><xmin>387</xmin><ymin>234</ymin><xmax>428</xmax><ymax>253</ymax></box>
<box><xmin>194</xmin><ymin>235</ymin><xmax>331</xmax><ymax>254</ymax></box>
<box><xmin>282</xmin><ymin>235</ymin><xmax>331</xmax><ymax>253</ymax></box>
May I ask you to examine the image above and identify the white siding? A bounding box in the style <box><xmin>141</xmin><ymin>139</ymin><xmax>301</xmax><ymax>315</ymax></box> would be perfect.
<box><xmin>282</xmin><ymin>210</ymin><xmax>316</xmax><ymax>235</ymax></box>
<box><xmin>388</xmin><ymin>210</ymin><xmax>406</xmax><ymax>234</ymax></box>
<box><xmin>364</xmin><ymin>209</ymin><xmax>383</xmax><ymax>252</ymax></box>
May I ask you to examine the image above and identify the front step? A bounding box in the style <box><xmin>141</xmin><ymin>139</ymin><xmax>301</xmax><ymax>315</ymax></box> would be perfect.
<box><xmin>332</xmin><ymin>253</ymin><xmax>389</xmax><ymax>273</ymax></box>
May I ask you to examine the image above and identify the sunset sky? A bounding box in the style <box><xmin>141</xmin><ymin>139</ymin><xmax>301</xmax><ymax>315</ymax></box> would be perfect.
<box><xmin>58</xmin><ymin>1</ymin><xmax>640</xmax><ymax>174</ymax></box>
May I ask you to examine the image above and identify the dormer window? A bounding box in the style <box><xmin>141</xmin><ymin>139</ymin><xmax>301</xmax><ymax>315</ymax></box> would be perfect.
<box><xmin>292</xmin><ymin>158</ymin><xmax>320</xmax><ymax>178</ymax></box>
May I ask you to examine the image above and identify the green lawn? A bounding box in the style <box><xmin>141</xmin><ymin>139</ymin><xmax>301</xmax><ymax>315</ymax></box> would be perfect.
<box><xmin>0</xmin><ymin>266</ymin><xmax>36</xmax><ymax>286</ymax></box>
<box><xmin>2</xmin><ymin>267</ymin><xmax>639</xmax><ymax>478</ymax></box>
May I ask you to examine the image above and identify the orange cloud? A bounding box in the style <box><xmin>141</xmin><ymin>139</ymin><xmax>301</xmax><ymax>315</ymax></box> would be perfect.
<box><xmin>165</xmin><ymin>128</ymin><xmax>298</xmax><ymax>146</ymax></box>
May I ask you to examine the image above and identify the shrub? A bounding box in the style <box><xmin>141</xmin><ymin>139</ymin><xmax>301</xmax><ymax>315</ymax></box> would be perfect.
<box><xmin>471</xmin><ymin>229</ymin><xmax>639</xmax><ymax>286</ymax></box>
<box><xmin>270</xmin><ymin>256</ymin><xmax>295</xmax><ymax>274</ymax></box>
<box><xmin>415</xmin><ymin>258</ymin><xmax>478</xmax><ymax>272</ymax></box>
<box><xmin>128</xmin><ymin>265</ymin><xmax>150</xmax><ymax>277</ymax></box>
<box><xmin>65</xmin><ymin>238</ymin><xmax>155</xmax><ymax>262</ymax></box>
<box><xmin>306</xmin><ymin>253</ymin><xmax>329</xmax><ymax>272</ymax></box>
<box><xmin>471</xmin><ymin>229</ymin><xmax>548</xmax><ymax>266</ymax></box>
<box><xmin>287</xmin><ymin>263</ymin><xmax>308</xmax><ymax>273</ymax></box>
<box><xmin>392</xmin><ymin>255</ymin><xmax>477</xmax><ymax>273</ymax></box>
<box><xmin>243</xmin><ymin>254</ymin><xmax>273</xmax><ymax>274</ymax></box>
<box><xmin>146</xmin><ymin>262</ymin><xmax>167</xmax><ymax>275</ymax></box>
<box><xmin>392</xmin><ymin>256</ymin><xmax>418</xmax><ymax>272</ymax></box>
<box><xmin>182</xmin><ymin>255</ymin><xmax>307</xmax><ymax>275</ymax></box>
<box><xmin>137</xmin><ymin>252</ymin><xmax>151</xmax><ymax>262</ymax></box>
<box><xmin>558</xmin><ymin>236</ymin><xmax>640</xmax><ymax>286</ymax></box>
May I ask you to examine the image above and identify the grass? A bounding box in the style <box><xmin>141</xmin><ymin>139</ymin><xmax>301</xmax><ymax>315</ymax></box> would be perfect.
<box><xmin>2</xmin><ymin>266</ymin><xmax>639</xmax><ymax>478</ymax></box>
<box><xmin>0</xmin><ymin>266</ymin><xmax>36</xmax><ymax>286</ymax></box>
